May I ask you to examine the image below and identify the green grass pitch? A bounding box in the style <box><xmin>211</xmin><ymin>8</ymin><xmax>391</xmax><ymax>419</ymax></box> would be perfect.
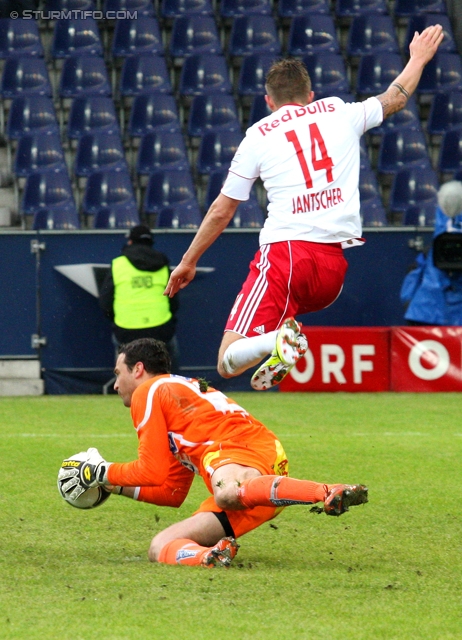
<box><xmin>1</xmin><ymin>392</ymin><xmax>461</xmax><ymax>639</ymax></box>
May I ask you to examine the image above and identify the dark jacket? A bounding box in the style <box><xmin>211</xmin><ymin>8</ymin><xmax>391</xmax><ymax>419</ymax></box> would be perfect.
<box><xmin>99</xmin><ymin>243</ymin><xmax>179</xmax><ymax>343</ymax></box>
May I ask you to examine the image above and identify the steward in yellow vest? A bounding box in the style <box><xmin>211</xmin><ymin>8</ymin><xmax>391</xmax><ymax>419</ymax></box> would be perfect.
<box><xmin>99</xmin><ymin>225</ymin><xmax>179</xmax><ymax>370</ymax></box>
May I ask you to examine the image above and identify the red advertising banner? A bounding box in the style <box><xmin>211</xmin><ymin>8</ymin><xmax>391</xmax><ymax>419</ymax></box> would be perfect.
<box><xmin>391</xmin><ymin>326</ymin><xmax>462</xmax><ymax>391</ymax></box>
<box><xmin>280</xmin><ymin>327</ymin><xmax>390</xmax><ymax>392</ymax></box>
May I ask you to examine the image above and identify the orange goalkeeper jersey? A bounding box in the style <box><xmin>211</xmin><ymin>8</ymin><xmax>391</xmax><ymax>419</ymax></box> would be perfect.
<box><xmin>107</xmin><ymin>374</ymin><xmax>278</xmax><ymax>490</ymax></box>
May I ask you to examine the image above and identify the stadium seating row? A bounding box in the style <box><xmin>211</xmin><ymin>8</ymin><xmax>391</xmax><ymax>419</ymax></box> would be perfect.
<box><xmin>2</xmin><ymin>50</ymin><xmax>462</xmax><ymax>109</ymax></box>
<box><xmin>36</xmin><ymin>0</ymin><xmax>451</xmax><ymax>19</ymax></box>
<box><xmin>19</xmin><ymin>165</ymin><xmax>267</xmax><ymax>230</ymax></box>
<box><xmin>0</xmin><ymin>14</ymin><xmax>457</xmax><ymax>60</ymax></box>
<box><xmin>9</xmin><ymin>80</ymin><xmax>462</xmax><ymax>140</ymax></box>
<box><xmin>12</xmin><ymin>97</ymin><xmax>462</xmax><ymax>177</ymax></box>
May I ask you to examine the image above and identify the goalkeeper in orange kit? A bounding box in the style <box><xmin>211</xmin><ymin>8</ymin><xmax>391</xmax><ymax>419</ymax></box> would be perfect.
<box><xmin>58</xmin><ymin>338</ymin><xmax>368</xmax><ymax>568</ymax></box>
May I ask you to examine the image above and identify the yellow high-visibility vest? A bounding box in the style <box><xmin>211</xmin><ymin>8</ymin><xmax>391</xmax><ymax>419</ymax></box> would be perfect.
<box><xmin>112</xmin><ymin>256</ymin><xmax>172</xmax><ymax>329</ymax></box>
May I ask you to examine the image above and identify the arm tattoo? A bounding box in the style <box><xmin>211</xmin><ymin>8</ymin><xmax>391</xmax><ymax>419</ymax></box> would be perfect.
<box><xmin>378</xmin><ymin>97</ymin><xmax>391</xmax><ymax>112</ymax></box>
<box><xmin>376</xmin><ymin>87</ymin><xmax>408</xmax><ymax>119</ymax></box>
<box><xmin>391</xmin><ymin>82</ymin><xmax>410</xmax><ymax>99</ymax></box>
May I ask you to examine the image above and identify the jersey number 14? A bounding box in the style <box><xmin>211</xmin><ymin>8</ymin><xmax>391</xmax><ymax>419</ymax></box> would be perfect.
<box><xmin>286</xmin><ymin>123</ymin><xmax>334</xmax><ymax>189</ymax></box>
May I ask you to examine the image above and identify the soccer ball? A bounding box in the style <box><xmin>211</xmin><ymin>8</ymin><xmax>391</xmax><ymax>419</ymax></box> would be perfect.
<box><xmin>59</xmin><ymin>483</ymin><xmax>112</xmax><ymax>510</ymax></box>
<box><xmin>57</xmin><ymin>449</ymin><xmax>112</xmax><ymax>509</ymax></box>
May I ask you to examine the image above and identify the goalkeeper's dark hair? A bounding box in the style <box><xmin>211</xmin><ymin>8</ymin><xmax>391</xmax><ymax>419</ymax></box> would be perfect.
<box><xmin>119</xmin><ymin>338</ymin><xmax>171</xmax><ymax>374</ymax></box>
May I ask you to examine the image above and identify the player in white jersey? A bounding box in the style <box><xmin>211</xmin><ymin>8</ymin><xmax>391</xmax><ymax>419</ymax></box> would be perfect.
<box><xmin>224</xmin><ymin>96</ymin><xmax>382</xmax><ymax>247</ymax></box>
<box><xmin>165</xmin><ymin>25</ymin><xmax>444</xmax><ymax>390</ymax></box>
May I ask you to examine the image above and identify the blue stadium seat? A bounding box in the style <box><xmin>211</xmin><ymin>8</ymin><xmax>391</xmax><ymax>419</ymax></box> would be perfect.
<box><xmin>93</xmin><ymin>203</ymin><xmax>140</xmax><ymax>228</ymax></box>
<box><xmin>82</xmin><ymin>168</ymin><xmax>137</xmax><ymax>216</ymax></box>
<box><xmin>229</xmin><ymin>16</ymin><xmax>281</xmax><ymax>57</ymax></box>
<box><xmin>155</xmin><ymin>199</ymin><xmax>203</xmax><ymax>228</ymax></box>
<box><xmin>360</xmin><ymin>138</ymin><xmax>372</xmax><ymax>171</ymax></box>
<box><xmin>389</xmin><ymin>166</ymin><xmax>439</xmax><ymax>213</ymax></box>
<box><xmin>279</xmin><ymin>0</ymin><xmax>331</xmax><ymax>17</ymax></box>
<box><xmin>196</xmin><ymin>130</ymin><xmax>243</xmax><ymax>174</ymax></box>
<box><xmin>368</xmin><ymin>96</ymin><xmax>420</xmax><ymax>136</ymax></box>
<box><xmin>51</xmin><ymin>18</ymin><xmax>103</xmax><ymax>58</ymax></box>
<box><xmin>237</xmin><ymin>53</ymin><xmax>278</xmax><ymax>96</ymax></box>
<box><xmin>394</xmin><ymin>0</ymin><xmax>447</xmax><ymax>17</ymax></box>
<box><xmin>438</xmin><ymin>128</ymin><xmax>462</xmax><ymax>175</ymax></box>
<box><xmin>0</xmin><ymin>18</ymin><xmax>44</xmax><ymax>58</ymax></box>
<box><xmin>204</xmin><ymin>166</ymin><xmax>262</xmax><ymax>214</ymax></box>
<box><xmin>405</xmin><ymin>14</ymin><xmax>456</xmax><ymax>54</ymax></box>
<box><xmin>359</xmin><ymin>167</ymin><xmax>387</xmax><ymax>226</ymax></box>
<box><xmin>111</xmin><ymin>18</ymin><xmax>164</xmax><ymax>58</ymax></box>
<box><xmin>32</xmin><ymin>200</ymin><xmax>81</xmax><ymax>230</ymax></box>
<box><xmin>377</xmin><ymin>127</ymin><xmax>431</xmax><ymax>175</ymax></box>
<box><xmin>204</xmin><ymin>166</ymin><xmax>229</xmax><ymax>208</ymax></box>
<box><xmin>1</xmin><ymin>56</ymin><xmax>52</xmax><ymax>98</ymax></box>
<box><xmin>359</xmin><ymin>165</ymin><xmax>381</xmax><ymax>200</ymax></box>
<box><xmin>287</xmin><ymin>15</ymin><xmax>340</xmax><ymax>55</ymax></box>
<box><xmin>136</xmin><ymin>131</ymin><xmax>189</xmax><ymax>175</ymax></box>
<box><xmin>143</xmin><ymin>168</ymin><xmax>197</xmax><ymax>215</ymax></box>
<box><xmin>247</xmin><ymin>94</ymin><xmax>271</xmax><ymax>126</ymax></box>
<box><xmin>335</xmin><ymin>0</ymin><xmax>389</xmax><ymax>17</ymax></box>
<box><xmin>161</xmin><ymin>0</ymin><xmax>215</xmax><ymax>17</ymax></box>
<box><xmin>7</xmin><ymin>96</ymin><xmax>59</xmax><ymax>139</ymax></box>
<box><xmin>67</xmin><ymin>96</ymin><xmax>119</xmax><ymax>140</ymax></box>
<box><xmin>21</xmin><ymin>169</ymin><xmax>75</xmax><ymax>215</ymax></box>
<box><xmin>128</xmin><ymin>94</ymin><xmax>180</xmax><ymax>137</ymax></box>
<box><xmin>356</xmin><ymin>52</ymin><xmax>403</xmax><ymax>95</ymax></box>
<box><xmin>427</xmin><ymin>91</ymin><xmax>462</xmax><ymax>136</ymax></box>
<box><xmin>220</xmin><ymin>0</ymin><xmax>272</xmax><ymax>17</ymax></box>
<box><xmin>347</xmin><ymin>15</ymin><xmax>399</xmax><ymax>57</ymax></box>
<box><xmin>45</xmin><ymin>0</ymin><xmax>95</xmax><ymax>9</ymax></box>
<box><xmin>74</xmin><ymin>132</ymin><xmax>127</xmax><ymax>176</ymax></box>
<box><xmin>59</xmin><ymin>55</ymin><xmax>111</xmax><ymax>98</ymax></box>
<box><xmin>361</xmin><ymin>199</ymin><xmax>388</xmax><ymax>226</ymax></box>
<box><xmin>104</xmin><ymin>0</ymin><xmax>156</xmax><ymax>17</ymax></box>
<box><xmin>231</xmin><ymin>196</ymin><xmax>265</xmax><ymax>228</ymax></box>
<box><xmin>170</xmin><ymin>16</ymin><xmax>222</xmax><ymax>58</ymax></box>
<box><xmin>119</xmin><ymin>54</ymin><xmax>172</xmax><ymax>96</ymax></box>
<box><xmin>302</xmin><ymin>53</ymin><xmax>350</xmax><ymax>97</ymax></box>
<box><xmin>179</xmin><ymin>54</ymin><xmax>232</xmax><ymax>96</ymax></box>
<box><xmin>403</xmin><ymin>203</ymin><xmax>437</xmax><ymax>226</ymax></box>
<box><xmin>22</xmin><ymin>170</ymin><xmax>80</xmax><ymax>231</ymax></box>
<box><xmin>418</xmin><ymin>53</ymin><xmax>462</xmax><ymax>95</ymax></box>
<box><xmin>14</xmin><ymin>132</ymin><xmax>67</xmax><ymax>177</ymax></box>
<box><xmin>187</xmin><ymin>94</ymin><xmax>240</xmax><ymax>137</ymax></box>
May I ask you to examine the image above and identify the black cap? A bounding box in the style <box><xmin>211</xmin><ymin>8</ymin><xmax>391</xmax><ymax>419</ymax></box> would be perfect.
<box><xmin>127</xmin><ymin>225</ymin><xmax>153</xmax><ymax>244</ymax></box>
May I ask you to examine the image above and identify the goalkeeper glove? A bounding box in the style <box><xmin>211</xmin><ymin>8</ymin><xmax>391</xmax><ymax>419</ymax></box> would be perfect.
<box><xmin>58</xmin><ymin>447</ymin><xmax>111</xmax><ymax>492</ymax></box>
<box><xmin>79</xmin><ymin>447</ymin><xmax>111</xmax><ymax>488</ymax></box>
<box><xmin>58</xmin><ymin>449</ymin><xmax>88</xmax><ymax>501</ymax></box>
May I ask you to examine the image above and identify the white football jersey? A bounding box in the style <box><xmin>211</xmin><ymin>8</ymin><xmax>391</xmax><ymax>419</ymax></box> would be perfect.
<box><xmin>221</xmin><ymin>96</ymin><xmax>383</xmax><ymax>247</ymax></box>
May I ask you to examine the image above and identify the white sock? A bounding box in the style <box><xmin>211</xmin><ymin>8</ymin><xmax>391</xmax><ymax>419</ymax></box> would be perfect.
<box><xmin>223</xmin><ymin>331</ymin><xmax>277</xmax><ymax>374</ymax></box>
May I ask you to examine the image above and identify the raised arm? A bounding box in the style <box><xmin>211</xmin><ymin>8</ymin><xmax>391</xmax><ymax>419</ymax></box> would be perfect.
<box><xmin>376</xmin><ymin>24</ymin><xmax>444</xmax><ymax>119</ymax></box>
<box><xmin>164</xmin><ymin>192</ymin><xmax>241</xmax><ymax>298</ymax></box>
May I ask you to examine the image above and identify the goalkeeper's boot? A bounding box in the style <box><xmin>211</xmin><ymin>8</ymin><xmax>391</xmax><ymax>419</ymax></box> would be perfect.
<box><xmin>251</xmin><ymin>318</ymin><xmax>307</xmax><ymax>391</ymax></box>
<box><xmin>322</xmin><ymin>484</ymin><xmax>369</xmax><ymax>517</ymax></box>
<box><xmin>201</xmin><ymin>537</ymin><xmax>240</xmax><ymax>568</ymax></box>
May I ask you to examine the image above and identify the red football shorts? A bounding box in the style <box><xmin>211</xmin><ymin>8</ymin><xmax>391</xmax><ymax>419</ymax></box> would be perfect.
<box><xmin>224</xmin><ymin>240</ymin><xmax>348</xmax><ymax>337</ymax></box>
